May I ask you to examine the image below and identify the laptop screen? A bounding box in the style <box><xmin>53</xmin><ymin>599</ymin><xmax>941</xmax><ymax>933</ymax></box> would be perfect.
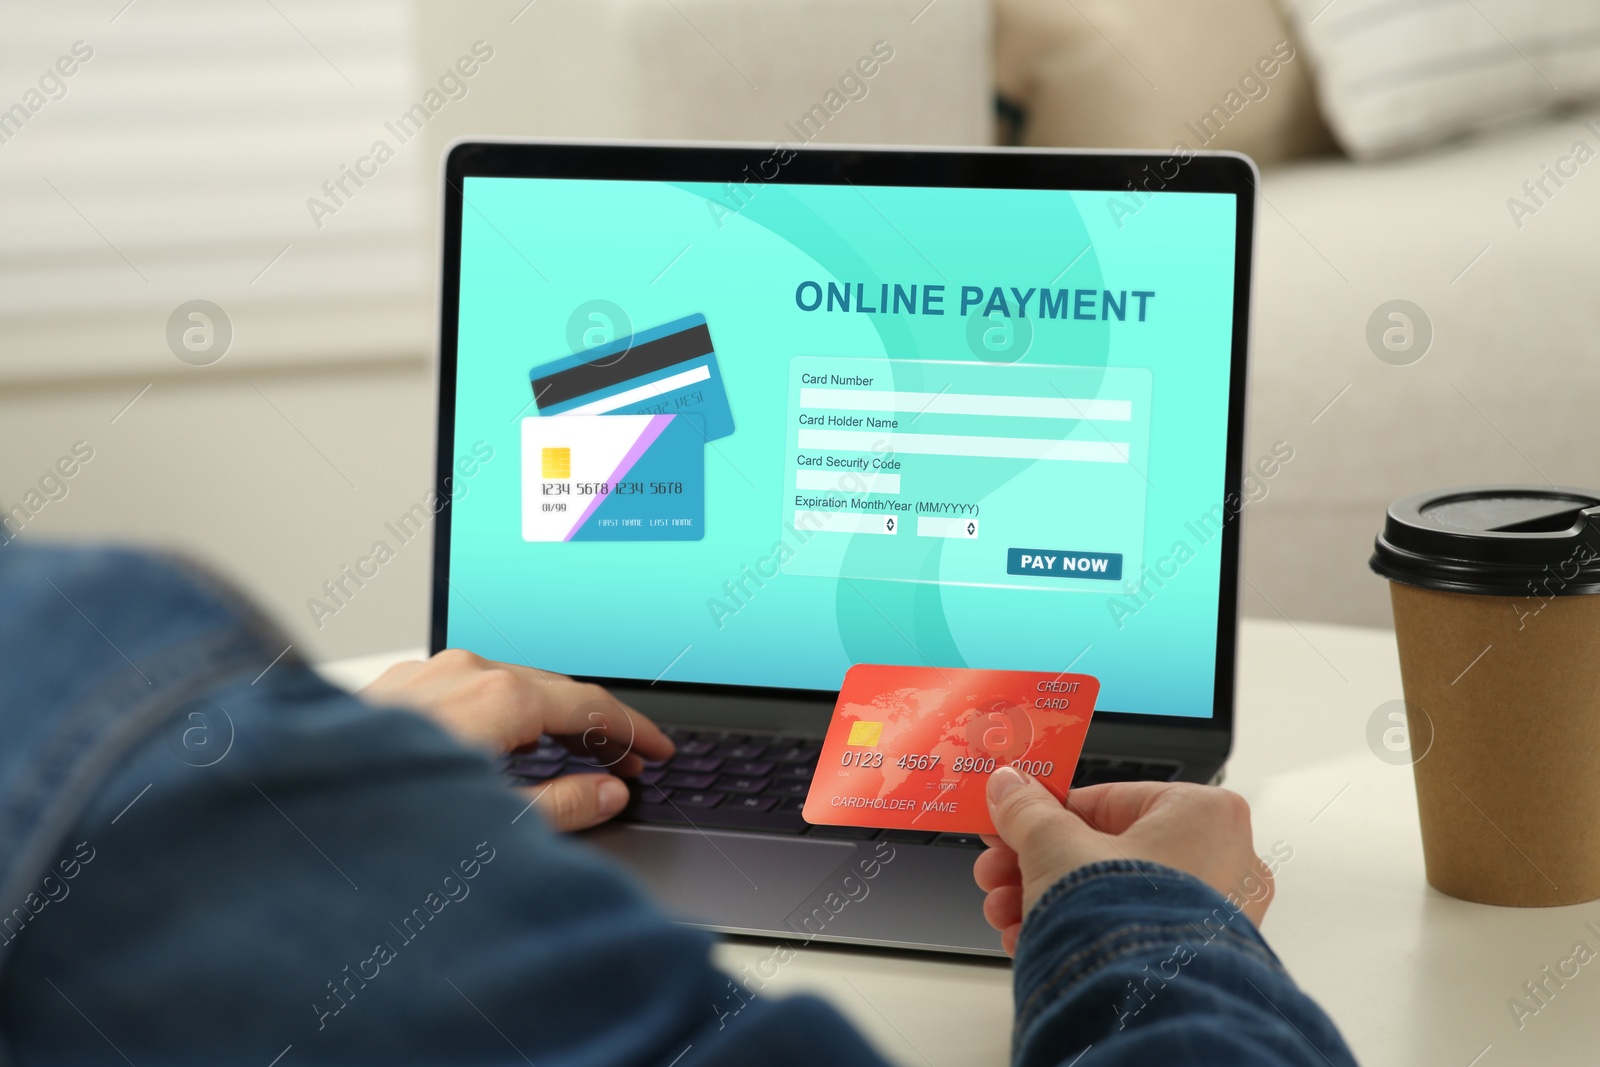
<box><xmin>443</xmin><ymin>173</ymin><xmax>1241</xmax><ymax>720</ymax></box>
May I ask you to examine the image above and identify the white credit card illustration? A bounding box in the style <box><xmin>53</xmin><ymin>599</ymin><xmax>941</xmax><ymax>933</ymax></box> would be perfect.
<box><xmin>521</xmin><ymin>414</ymin><xmax>705</xmax><ymax>542</ymax></box>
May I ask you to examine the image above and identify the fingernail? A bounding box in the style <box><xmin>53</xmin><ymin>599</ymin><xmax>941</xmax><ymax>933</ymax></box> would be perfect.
<box><xmin>598</xmin><ymin>777</ymin><xmax>629</xmax><ymax>817</ymax></box>
<box><xmin>988</xmin><ymin>765</ymin><xmax>1025</xmax><ymax>803</ymax></box>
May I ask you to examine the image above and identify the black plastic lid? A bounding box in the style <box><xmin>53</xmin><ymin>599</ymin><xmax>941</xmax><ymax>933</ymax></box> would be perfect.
<box><xmin>1370</xmin><ymin>485</ymin><xmax>1600</xmax><ymax>596</ymax></box>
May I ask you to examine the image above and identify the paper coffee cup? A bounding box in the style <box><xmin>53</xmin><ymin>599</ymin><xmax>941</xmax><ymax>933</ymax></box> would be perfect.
<box><xmin>1371</xmin><ymin>486</ymin><xmax>1600</xmax><ymax>907</ymax></box>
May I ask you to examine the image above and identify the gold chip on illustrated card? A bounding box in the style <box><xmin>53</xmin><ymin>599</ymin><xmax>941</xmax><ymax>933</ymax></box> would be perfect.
<box><xmin>541</xmin><ymin>447</ymin><xmax>570</xmax><ymax>478</ymax></box>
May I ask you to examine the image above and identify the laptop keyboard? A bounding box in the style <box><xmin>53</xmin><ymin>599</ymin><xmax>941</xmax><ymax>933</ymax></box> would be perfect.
<box><xmin>504</xmin><ymin>726</ymin><xmax>1181</xmax><ymax>845</ymax></box>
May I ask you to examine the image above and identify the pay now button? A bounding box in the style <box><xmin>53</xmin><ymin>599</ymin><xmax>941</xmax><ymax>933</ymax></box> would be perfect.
<box><xmin>1006</xmin><ymin>548</ymin><xmax>1123</xmax><ymax>580</ymax></box>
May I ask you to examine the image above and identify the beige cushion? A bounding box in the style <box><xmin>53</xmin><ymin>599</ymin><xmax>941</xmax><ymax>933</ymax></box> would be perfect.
<box><xmin>994</xmin><ymin>0</ymin><xmax>1334</xmax><ymax>164</ymax></box>
<box><xmin>1280</xmin><ymin>0</ymin><xmax>1600</xmax><ymax>159</ymax></box>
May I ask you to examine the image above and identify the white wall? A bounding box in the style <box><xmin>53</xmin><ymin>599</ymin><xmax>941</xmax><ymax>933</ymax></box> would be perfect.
<box><xmin>1</xmin><ymin>362</ymin><xmax>437</xmax><ymax>659</ymax></box>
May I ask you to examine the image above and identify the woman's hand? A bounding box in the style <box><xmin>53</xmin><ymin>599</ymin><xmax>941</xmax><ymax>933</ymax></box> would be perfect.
<box><xmin>358</xmin><ymin>649</ymin><xmax>674</xmax><ymax>831</ymax></box>
<box><xmin>974</xmin><ymin>769</ymin><xmax>1275</xmax><ymax>956</ymax></box>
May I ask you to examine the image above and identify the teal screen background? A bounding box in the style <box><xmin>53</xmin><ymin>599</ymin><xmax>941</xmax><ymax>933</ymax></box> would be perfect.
<box><xmin>448</xmin><ymin>177</ymin><xmax>1237</xmax><ymax>718</ymax></box>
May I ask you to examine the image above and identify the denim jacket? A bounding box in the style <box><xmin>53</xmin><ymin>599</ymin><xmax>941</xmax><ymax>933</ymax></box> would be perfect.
<box><xmin>0</xmin><ymin>545</ymin><xmax>1357</xmax><ymax>1066</ymax></box>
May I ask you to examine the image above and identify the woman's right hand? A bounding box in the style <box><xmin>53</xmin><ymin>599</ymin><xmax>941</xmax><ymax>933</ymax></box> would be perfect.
<box><xmin>974</xmin><ymin>769</ymin><xmax>1276</xmax><ymax>956</ymax></box>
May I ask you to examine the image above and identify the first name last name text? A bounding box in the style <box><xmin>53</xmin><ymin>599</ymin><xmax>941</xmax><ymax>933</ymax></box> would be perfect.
<box><xmin>795</xmin><ymin>281</ymin><xmax>1157</xmax><ymax>320</ymax></box>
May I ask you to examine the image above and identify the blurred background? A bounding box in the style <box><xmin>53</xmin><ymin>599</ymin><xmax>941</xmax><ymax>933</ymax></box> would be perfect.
<box><xmin>3</xmin><ymin>0</ymin><xmax>1598</xmax><ymax>662</ymax></box>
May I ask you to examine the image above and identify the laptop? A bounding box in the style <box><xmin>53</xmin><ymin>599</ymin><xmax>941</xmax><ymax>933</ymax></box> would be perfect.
<box><xmin>430</xmin><ymin>140</ymin><xmax>1256</xmax><ymax>956</ymax></box>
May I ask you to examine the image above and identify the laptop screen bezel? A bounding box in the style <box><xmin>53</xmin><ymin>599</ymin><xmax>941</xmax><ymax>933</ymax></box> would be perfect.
<box><xmin>431</xmin><ymin>139</ymin><xmax>1254</xmax><ymax>745</ymax></box>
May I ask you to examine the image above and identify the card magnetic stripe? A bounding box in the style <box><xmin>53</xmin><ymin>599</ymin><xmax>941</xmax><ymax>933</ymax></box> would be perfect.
<box><xmin>531</xmin><ymin>313</ymin><xmax>712</xmax><ymax>412</ymax></box>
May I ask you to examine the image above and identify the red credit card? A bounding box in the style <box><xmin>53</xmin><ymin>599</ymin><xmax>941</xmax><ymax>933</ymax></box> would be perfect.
<box><xmin>803</xmin><ymin>664</ymin><xmax>1099</xmax><ymax>835</ymax></box>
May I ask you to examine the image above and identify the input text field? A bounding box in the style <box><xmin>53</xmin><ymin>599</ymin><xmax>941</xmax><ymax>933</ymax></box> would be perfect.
<box><xmin>799</xmin><ymin>388</ymin><xmax>1131</xmax><ymax>422</ymax></box>
<box><xmin>917</xmin><ymin>516</ymin><xmax>980</xmax><ymax>539</ymax></box>
<box><xmin>797</xmin><ymin>428</ymin><xmax>1129</xmax><ymax>463</ymax></box>
<box><xmin>793</xmin><ymin>511</ymin><xmax>900</xmax><ymax>535</ymax></box>
<box><xmin>795</xmin><ymin>469</ymin><xmax>901</xmax><ymax>493</ymax></box>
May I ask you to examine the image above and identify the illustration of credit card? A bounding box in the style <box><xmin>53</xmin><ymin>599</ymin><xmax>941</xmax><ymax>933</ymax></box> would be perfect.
<box><xmin>529</xmin><ymin>313</ymin><xmax>734</xmax><ymax>441</ymax></box>
<box><xmin>803</xmin><ymin>664</ymin><xmax>1098</xmax><ymax>835</ymax></box>
<box><xmin>521</xmin><ymin>413</ymin><xmax>705</xmax><ymax>542</ymax></box>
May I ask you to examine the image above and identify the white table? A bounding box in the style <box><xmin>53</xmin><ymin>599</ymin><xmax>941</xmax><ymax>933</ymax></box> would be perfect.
<box><xmin>323</xmin><ymin>620</ymin><xmax>1599</xmax><ymax>1067</ymax></box>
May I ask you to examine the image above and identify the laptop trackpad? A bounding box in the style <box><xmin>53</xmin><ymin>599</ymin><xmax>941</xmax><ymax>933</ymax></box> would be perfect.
<box><xmin>583</xmin><ymin>824</ymin><xmax>857</xmax><ymax>930</ymax></box>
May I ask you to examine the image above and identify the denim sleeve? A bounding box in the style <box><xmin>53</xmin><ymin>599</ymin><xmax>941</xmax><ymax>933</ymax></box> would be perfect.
<box><xmin>1011</xmin><ymin>862</ymin><xmax>1358</xmax><ymax>1067</ymax></box>
<box><xmin>0</xmin><ymin>546</ymin><xmax>1354</xmax><ymax>1067</ymax></box>
<box><xmin>0</xmin><ymin>632</ymin><xmax>889</xmax><ymax>1064</ymax></box>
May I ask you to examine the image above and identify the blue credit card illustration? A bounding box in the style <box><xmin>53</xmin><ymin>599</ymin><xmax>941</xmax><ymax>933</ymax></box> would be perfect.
<box><xmin>529</xmin><ymin>313</ymin><xmax>734</xmax><ymax>442</ymax></box>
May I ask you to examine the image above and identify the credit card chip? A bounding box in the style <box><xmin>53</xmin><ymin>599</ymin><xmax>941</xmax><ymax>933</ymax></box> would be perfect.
<box><xmin>541</xmin><ymin>447</ymin><xmax>571</xmax><ymax>478</ymax></box>
<box><xmin>847</xmin><ymin>720</ymin><xmax>883</xmax><ymax>747</ymax></box>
